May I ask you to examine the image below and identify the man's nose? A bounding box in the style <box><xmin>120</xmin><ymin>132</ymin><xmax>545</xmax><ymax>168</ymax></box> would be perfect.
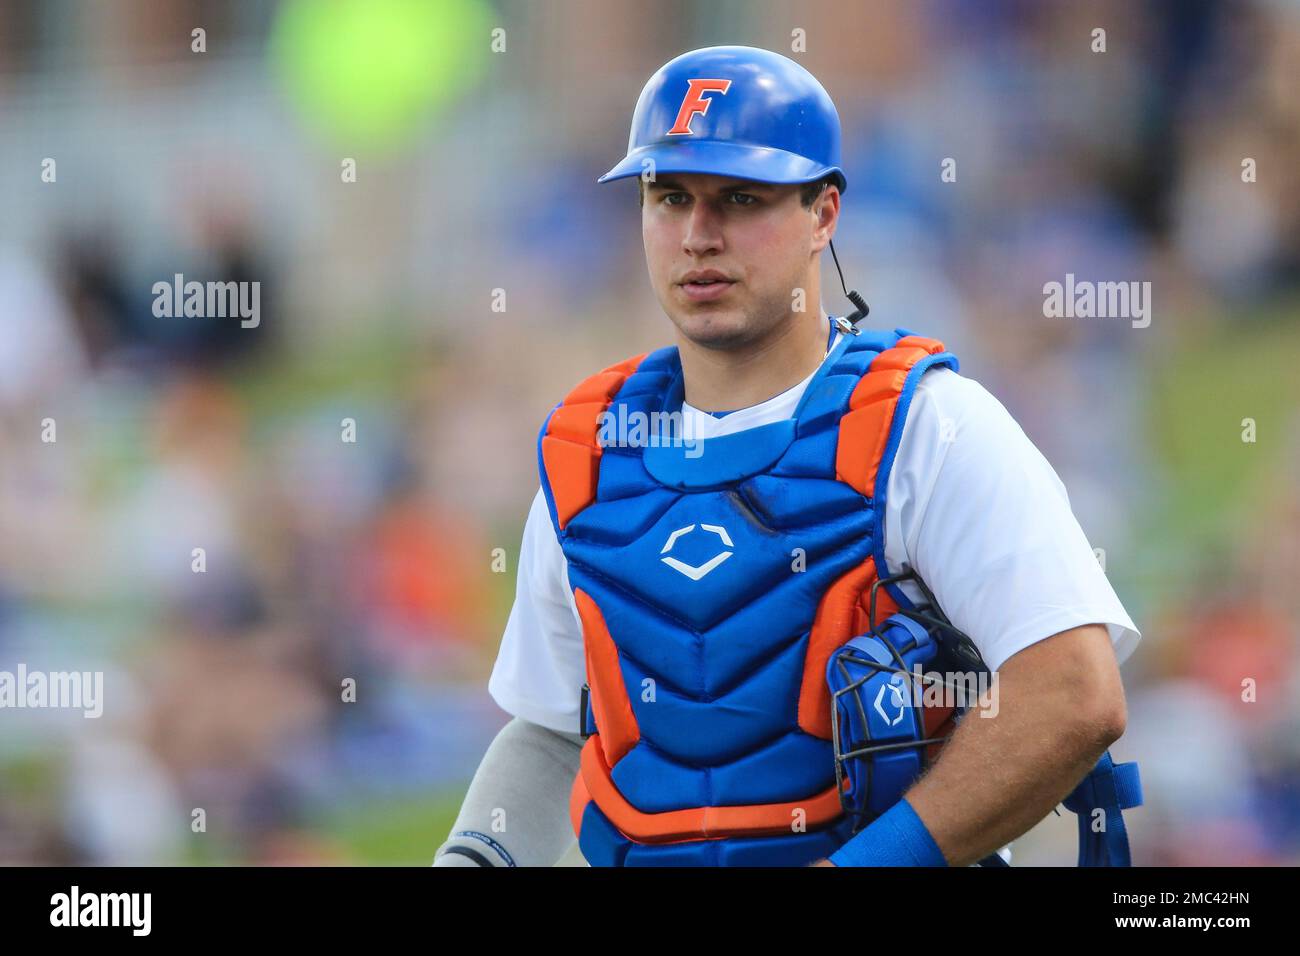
<box><xmin>682</xmin><ymin>202</ymin><xmax>724</xmax><ymax>256</ymax></box>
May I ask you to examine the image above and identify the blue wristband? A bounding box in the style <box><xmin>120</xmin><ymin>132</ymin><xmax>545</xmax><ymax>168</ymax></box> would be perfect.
<box><xmin>827</xmin><ymin>798</ymin><xmax>948</xmax><ymax>867</ymax></box>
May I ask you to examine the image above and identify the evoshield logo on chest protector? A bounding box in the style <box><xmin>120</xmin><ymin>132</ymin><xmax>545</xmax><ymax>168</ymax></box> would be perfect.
<box><xmin>659</xmin><ymin>523</ymin><xmax>734</xmax><ymax>580</ymax></box>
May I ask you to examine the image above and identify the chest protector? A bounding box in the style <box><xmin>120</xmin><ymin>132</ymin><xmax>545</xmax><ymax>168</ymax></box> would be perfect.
<box><xmin>537</xmin><ymin>327</ymin><xmax>957</xmax><ymax>866</ymax></box>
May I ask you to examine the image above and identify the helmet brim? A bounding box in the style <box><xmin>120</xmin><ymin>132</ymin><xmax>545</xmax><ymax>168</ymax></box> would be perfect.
<box><xmin>598</xmin><ymin>139</ymin><xmax>846</xmax><ymax>193</ymax></box>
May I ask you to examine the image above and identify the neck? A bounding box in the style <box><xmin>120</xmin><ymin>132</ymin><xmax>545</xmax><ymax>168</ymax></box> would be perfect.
<box><xmin>678</xmin><ymin>303</ymin><xmax>831</xmax><ymax>413</ymax></box>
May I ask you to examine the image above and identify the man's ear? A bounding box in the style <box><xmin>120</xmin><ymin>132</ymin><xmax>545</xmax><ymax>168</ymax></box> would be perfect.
<box><xmin>812</xmin><ymin>185</ymin><xmax>840</xmax><ymax>252</ymax></box>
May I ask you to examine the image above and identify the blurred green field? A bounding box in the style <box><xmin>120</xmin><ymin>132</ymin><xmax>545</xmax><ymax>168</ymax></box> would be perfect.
<box><xmin>170</xmin><ymin>790</ymin><xmax>467</xmax><ymax>866</ymax></box>
<box><xmin>321</xmin><ymin>790</ymin><xmax>465</xmax><ymax>865</ymax></box>
<box><xmin>1141</xmin><ymin>302</ymin><xmax>1300</xmax><ymax>600</ymax></box>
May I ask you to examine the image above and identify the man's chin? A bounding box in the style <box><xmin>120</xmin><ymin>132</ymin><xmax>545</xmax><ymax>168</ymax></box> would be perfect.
<box><xmin>669</xmin><ymin>307</ymin><xmax>755</xmax><ymax>349</ymax></box>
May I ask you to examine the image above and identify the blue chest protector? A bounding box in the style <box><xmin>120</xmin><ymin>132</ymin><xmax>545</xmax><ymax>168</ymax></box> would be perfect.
<box><xmin>537</xmin><ymin>325</ymin><xmax>1141</xmax><ymax>866</ymax></box>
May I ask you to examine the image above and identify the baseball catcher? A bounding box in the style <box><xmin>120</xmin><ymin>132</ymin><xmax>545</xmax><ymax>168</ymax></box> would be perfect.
<box><xmin>435</xmin><ymin>46</ymin><xmax>1141</xmax><ymax>868</ymax></box>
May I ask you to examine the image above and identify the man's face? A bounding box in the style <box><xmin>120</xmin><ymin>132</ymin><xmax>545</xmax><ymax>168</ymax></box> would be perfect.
<box><xmin>641</xmin><ymin>173</ymin><xmax>838</xmax><ymax>349</ymax></box>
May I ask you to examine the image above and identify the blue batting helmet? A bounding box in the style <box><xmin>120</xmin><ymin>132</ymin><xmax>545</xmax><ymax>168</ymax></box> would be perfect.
<box><xmin>598</xmin><ymin>45</ymin><xmax>847</xmax><ymax>192</ymax></box>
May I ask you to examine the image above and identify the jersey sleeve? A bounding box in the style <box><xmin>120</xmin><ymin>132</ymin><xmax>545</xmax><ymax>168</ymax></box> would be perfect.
<box><xmin>882</xmin><ymin>367</ymin><xmax>1141</xmax><ymax>673</ymax></box>
<box><xmin>487</xmin><ymin>486</ymin><xmax>588</xmax><ymax>734</ymax></box>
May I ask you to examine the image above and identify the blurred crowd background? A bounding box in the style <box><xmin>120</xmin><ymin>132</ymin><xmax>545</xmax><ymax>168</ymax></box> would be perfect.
<box><xmin>0</xmin><ymin>0</ymin><xmax>1296</xmax><ymax>865</ymax></box>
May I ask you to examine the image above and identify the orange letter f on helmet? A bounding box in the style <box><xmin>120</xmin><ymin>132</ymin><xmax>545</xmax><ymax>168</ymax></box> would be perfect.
<box><xmin>667</xmin><ymin>79</ymin><xmax>732</xmax><ymax>135</ymax></box>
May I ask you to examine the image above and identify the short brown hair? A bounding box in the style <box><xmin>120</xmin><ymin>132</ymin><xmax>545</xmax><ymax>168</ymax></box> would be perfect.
<box><xmin>637</xmin><ymin>174</ymin><xmax>838</xmax><ymax>208</ymax></box>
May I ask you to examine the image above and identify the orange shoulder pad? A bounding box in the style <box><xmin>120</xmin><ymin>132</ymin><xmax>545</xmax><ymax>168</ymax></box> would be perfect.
<box><xmin>541</xmin><ymin>352</ymin><xmax>648</xmax><ymax>530</ymax></box>
<box><xmin>835</xmin><ymin>336</ymin><xmax>947</xmax><ymax>496</ymax></box>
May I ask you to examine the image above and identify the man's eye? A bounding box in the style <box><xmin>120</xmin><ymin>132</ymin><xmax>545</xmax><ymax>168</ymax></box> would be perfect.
<box><xmin>663</xmin><ymin>192</ymin><xmax>688</xmax><ymax>206</ymax></box>
<box><xmin>729</xmin><ymin>192</ymin><xmax>758</xmax><ymax>206</ymax></box>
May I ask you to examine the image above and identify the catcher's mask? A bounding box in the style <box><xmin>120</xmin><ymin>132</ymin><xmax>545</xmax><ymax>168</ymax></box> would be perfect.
<box><xmin>827</xmin><ymin>565</ymin><xmax>1144</xmax><ymax>867</ymax></box>
<box><xmin>828</xmin><ymin>566</ymin><xmax>991</xmax><ymax>833</ymax></box>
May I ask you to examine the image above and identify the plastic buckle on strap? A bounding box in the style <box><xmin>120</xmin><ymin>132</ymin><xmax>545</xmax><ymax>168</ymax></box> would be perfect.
<box><xmin>578</xmin><ymin>683</ymin><xmax>595</xmax><ymax>739</ymax></box>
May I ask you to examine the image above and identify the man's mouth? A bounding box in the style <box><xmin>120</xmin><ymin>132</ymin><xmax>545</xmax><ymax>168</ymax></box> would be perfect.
<box><xmin>679</xmin><ymin>278</ymin><xmax>736</xmax><ymax>301</ymax></box>
<box><xmin>680</xmin><ymin>270</ymin><xmax>735</xmax><ymax>285</ymax></box>
<box><xmin>679</xmin><ymin>272</ymin><xmax>738</xmax><ymax>301</ymax></box>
